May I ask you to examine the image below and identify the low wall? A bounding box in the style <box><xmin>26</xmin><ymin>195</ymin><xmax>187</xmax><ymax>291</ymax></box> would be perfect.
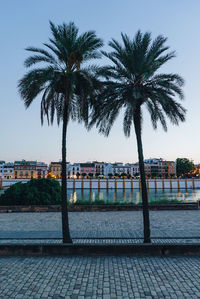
<box><xmin>2</xmin><ymin>178</ymin><xmax>200</xmax><ymax>190</ymax></box>
<box><xmin>0</xmin><ymin>202</ymin><xmax>199</xmax><ymax>213</ymax></box>
<box><xmin>0</xmin><ymin>243</ymin><xmax>200</xmax><ymax>256</ymax></box>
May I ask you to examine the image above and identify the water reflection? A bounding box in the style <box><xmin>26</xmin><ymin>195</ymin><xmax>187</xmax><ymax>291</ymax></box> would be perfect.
<box><xmin>113</xmin><ymin>190</ymin><xmax>117</xmax><ymax>202</ymax></box>
<box><xmin>67</xmin><ymin>188</ymin><xmax>200</xmax><ymax>203</ymax></box>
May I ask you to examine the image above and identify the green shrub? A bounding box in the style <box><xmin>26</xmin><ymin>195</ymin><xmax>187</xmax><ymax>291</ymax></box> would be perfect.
<box><xmin>0</xmin><ymin>178</ymin><xmax>61</xmax><ymax>205</ymax></box>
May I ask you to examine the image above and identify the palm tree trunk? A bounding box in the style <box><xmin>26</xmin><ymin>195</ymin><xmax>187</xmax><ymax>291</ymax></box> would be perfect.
<box><xmin>61</xmin><ymin>102</ymin><xmax>72</xmax><ymax>243</ymax></box>
<box><xmin>133</xmin><ymin>106</ymin><xmax>151</xmax><ymax>243</ymax></box>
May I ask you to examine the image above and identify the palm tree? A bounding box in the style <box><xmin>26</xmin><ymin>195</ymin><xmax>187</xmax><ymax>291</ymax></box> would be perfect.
<box><xmin>90</xmin><ymin>31</ymin><xmax>186</xmax><ymax>243</ymax></box>
<box><xmin>18</xmin><ymin>21</ymin><xmax>103</xmax><ymax>243</ymax></box>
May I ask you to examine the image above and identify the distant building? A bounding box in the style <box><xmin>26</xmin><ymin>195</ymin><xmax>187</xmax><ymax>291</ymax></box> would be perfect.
<box><xmin>14</xmin><ymin>160</ymin><xmax>37</xmax><ymax>179</ymax></box>
<box><xmin>112</xmin><ymin>163</ymin><xmax>132</xmax><ymax>176</ymax></box>
<box><xmin>144</xmin><ymin>158</ymin><xmax>176</xmax><ymax>178</ymax></box>
<box><xmin>36</xmin><ymin>162</ymin><xmax>48</xmax><ymax>178</ymax></box>
<box><xmin>80</xmin><ymin>163</ymin><xmax>95</xmax><ymax>177</ymax></box>
<box><xmin>0</xmin><ymin>161</ymin><xmax>14</xmax><ymax>179</ymax></box>
<box><xmin>49</xmin><ymin>162</ymin><xmax>62</xmax><ymax>178</ymax></box>
<box><xmin>104</xmin><ymin>163</ymin><xmax>114</xmax><ymax>177</ymax></box>
<box><xmin>132</xmin><ymin>163</ymin><xmax>140</xmax><ymax>176</ymax></box>
<box><xmin>70</xmin><ymin>163</ymin><xmax>80</xmax><ymax>178</ymax></box>
<box><xmin>0</xmin><ymin>161</ymin><xmax>5</xmax><ymax>179</ymax></box>
<box><xmin>93</xmin><ymin>161</ymin><xmax>104</xmax><ymax>176</ymax></box>
<box><xmin>124</xmin><ymin>163</ymin><xmax>136</xmax><ymax>177</ymax></box>
<box><xmin>49</xmin><ymin>162</ymin><xmax>72</xmax><ymax>178</ymax></box>
<box><xmin>14</xmin><ymin>160</ymin><xmax>48</xmax><ymax>179</ymax></box>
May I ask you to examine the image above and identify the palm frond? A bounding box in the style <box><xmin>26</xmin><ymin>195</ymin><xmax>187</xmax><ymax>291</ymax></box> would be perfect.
<box><xmin>90</xmin><ymin>30</ymin><xmax>186</xmax><ymax>137</ymax></box>
<box><xmin>19</xmin><ymin>21</ymin><xmax>103</xmax><ymax>127</ymax></box>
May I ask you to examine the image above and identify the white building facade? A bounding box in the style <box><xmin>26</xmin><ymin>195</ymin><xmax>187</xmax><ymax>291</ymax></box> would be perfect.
<box><xmin>104</xmin><ymin>163</ymin><xmax>114</xmax><ymax>177</ymax></box>
<box><xmin>36</xmin><ymin>162</ymin><xmax>48</xmax><ymax>178</ymax></box>
<box><xmin>94</xmin><ymin>161</ymin><xmax>105</xmax><ymax>176</ymax></box>
<box><xmin>70</xmin><ymin>163</ymin><xmax>81</xmax><ymax>177</ymax></box>
<box><xmin>112</xmin><ymin>163</ymin><xmax>132</xmax><ymax>176</ymax></box>
<box><xmin>0</xmin><ymin>161</ymin><xmax>14</xmax><ymax>179</ymax></box>
<box><xmin>132</xmin><ymin>163</ymin><xmax>140</xmax><ymax>176</ymax></box>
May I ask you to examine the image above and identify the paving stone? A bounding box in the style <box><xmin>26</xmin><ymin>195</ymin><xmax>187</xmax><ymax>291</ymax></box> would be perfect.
<box><xmin>0</xmin><ymin>211</ymin><xmax>200</xmax><ymax>242</ymax></box>
<box><xmin>0</xmin><ymin>211</ymin><xmax>200</xmax><ymax>298</ymax></box>
<box><xmin>0</xmin><ymin>256</ymin><xmax>198</xmax><ymax>297</ymax></box>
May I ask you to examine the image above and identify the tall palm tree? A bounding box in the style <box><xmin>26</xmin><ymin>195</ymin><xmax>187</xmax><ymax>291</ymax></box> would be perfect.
<box><xmin>18</xmin><ymin>22</ymin><xmax>103</xmax><ymax>243</ymax></box>
<box><xmin>90</xmin><ymin>31</ymin><xmax>186</xmax><ymax>243</ymax></box>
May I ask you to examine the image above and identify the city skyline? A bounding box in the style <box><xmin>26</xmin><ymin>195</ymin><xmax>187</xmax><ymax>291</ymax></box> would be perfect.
<box><xmin>0</xmin><ymin>156</ymin><xmax>195</xmax><ymax>165</ymax></box>
<box><xmin>0</xmin><ymin>158</ymin><xmax>177</xmax><ymax>179</ymax></box>
<box><xmin>1</xmin><ymin>0</ymin><xmax>200</xmax><ymax>163</ymax></box>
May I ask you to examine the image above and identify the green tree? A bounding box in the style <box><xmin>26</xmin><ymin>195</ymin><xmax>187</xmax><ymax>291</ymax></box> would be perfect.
<box><xmin>0</xmin><ymin>179</ymin><xmax>61</xmax><ymax>205</ymax></box>
<box><xmin>91</xmin><ymin>31</ymin><xmax>186</xmax><ymax>243</ymax></box>
<box><xmin>18</xmin><ymin>22</ymin><xmax>103</xmax><ymax>243</ymax></box>
<box><xmin>176</xmin><ymin>158</ymin><xmax>194</xmax><ymax>177</ymax></box>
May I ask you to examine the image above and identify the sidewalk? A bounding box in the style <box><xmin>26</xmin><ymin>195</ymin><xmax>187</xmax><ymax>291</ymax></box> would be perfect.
<box><xmin>0</xmin><ymin>256</ymin><xmax>200</xmax><ymax>298</ymax></box>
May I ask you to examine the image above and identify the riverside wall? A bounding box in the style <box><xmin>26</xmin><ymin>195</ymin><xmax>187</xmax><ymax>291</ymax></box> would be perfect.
<box><xmin>1</xmin><ymin>178</ymin><xmax>200</xmax><ymax>190</ymax></box>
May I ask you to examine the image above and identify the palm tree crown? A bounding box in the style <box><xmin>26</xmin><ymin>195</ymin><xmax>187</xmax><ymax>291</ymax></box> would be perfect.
<box><xmin>91</xmin><ymin>30</ymin><xmax>186</xmax><ymax>135</ymax></box>
<box><xmin>18</xmin><ymin>21</ymin><xmax>103</xmax><ymax>125</ymax></box>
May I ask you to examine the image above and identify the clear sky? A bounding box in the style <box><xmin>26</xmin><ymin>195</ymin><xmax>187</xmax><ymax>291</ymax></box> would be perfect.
<box><xmin>1</xmin><ymin>0</ymin><xmax>200</xmax><ymax>164</ymax></box>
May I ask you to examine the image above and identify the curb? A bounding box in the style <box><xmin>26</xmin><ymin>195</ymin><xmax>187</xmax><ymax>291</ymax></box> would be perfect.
<box><xmin>0</xmin><ymin>243</ymin><xmax>200</xmax><ymax>256</ymax></box>
<box><xmin>0</xmin><ymin>203</ymin><xmax>198</xmax><ymax>213</ymax></box>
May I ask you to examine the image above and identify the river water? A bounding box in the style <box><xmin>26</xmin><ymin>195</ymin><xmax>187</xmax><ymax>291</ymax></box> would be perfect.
<box><xmin>67</xmin><ymin>188</ymin><xmax>200</xmax><ymax>204</ymax></box>
<box><xmin>1</xmin><ymin>188</ymin><xmax>199</xmax><ymax>204</ymax></box>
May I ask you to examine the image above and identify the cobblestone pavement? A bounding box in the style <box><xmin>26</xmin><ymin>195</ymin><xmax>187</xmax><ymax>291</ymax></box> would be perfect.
<box><xmin>0</xmin><ymin>256</ymin><xmax>200</xmax><ymax>298</ymax></box>
<box><xmin>0</xmin><ymin>211</ymin><xmax>199</xmax><ymax>240</ymax></box>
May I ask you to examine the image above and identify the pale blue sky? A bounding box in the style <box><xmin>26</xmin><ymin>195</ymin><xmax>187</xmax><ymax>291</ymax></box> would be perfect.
<box><xmin>1</xmin><ymin>0</ymin><xmax>200</xmax><ymax>164</ymax></box>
